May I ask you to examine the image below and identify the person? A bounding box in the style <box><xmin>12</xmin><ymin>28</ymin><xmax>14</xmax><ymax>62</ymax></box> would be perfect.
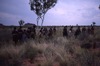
<box><xmin>80</xmin><ymin>26</ymin><xmax>87</xmax><ymax>40</ymax></box>
<box><xmin>22</xmin><ymin>29</ymin><xmax>28</xmax><ymax>42</ymax></box>
<box><xmin>27</xmin><ymin>27</ymin><xmax>31</xmax><ymax>39</ymax></box>
<box><xmin>74</xmin><ymin>26</ymin><xmax>81</xmax><ymax>38</ymax></box>
<box><xmin>48</xmin><ymin>28</ymin><xmax>53</xmax><ymax>38</ymax></box>
<box><xmin>87</xmin><ymin>27</ymin><xmax>91</xmax><ymax>35</ymax></box>
<box><xmin>69</xmin><ymin>26</ymin><xmax>74</xmax><ymax>38</ymax></box>
<box><xmin>69</xmin><ymin>26</ymin><xmax>73</xmax><ymax>33</ymax></box>
<box><xmin>43</xmin><ymin>27</ymin><xmax>48</xmax><ymax>36</ymax></box>
<box><xmin>63</xmin><ymin>26</ymin><xmax>68</xmax><ymax>38</ymax></box>
<box><xmin>90</xmin><ymin>25</ymin><xmax>94</xmax><ymax>35</ymax></box>
<box><xmin>12</xmin><ymin>27</ymin><xmax>18</xmax><ymax>44</ymax></box>
<box><xmin>53</xmin><ymin>27</ymin><xmax>56</xmax><ymax>35</ymax></box>
<box><xmin>39</xmin><ymin>27</ymin><xmax>43</xmax><ymax>38</ymax></box>
<box><xmin>82</xmin><ymin>26</ymin><xmax>86</xmax><ymax>33</ymax></box>
<box><xmin>31</xmin><ymin>25</ymin><xmax>36</xmax><ymax>39</ymax></box>
<box><xmin>18</xmin><ymin>27</ymin><xmax>23</xmax><ymax>43</ymax></box>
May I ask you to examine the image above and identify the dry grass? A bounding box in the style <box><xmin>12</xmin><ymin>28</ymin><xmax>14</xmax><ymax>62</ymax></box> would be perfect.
<box><xmin>0</xmin><ymin>26</ymin><xmax>100</xmax><ymax>66</ymax></box>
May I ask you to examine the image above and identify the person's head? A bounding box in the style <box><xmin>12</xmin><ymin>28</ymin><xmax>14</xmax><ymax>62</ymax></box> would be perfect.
<box><xmin>33</xmin><ymin>24</ymin><xmax>36</xmax><ymax>28</ymax></box>
<box><xmin>13</xmin><ymin>27</ymin><xmax>16</xmax><ymax>30</ymax></box>
<box><xmin>83</xmin><ymin>26</ymin><xmax>85</xmax><ymax>28</ymax></box>
<box><xmin>54</xmin><ymin>26</ymin><xmax>56</xmax><ymax>29</ymax></box>
<box><xmin>71</xmin><ymin>26</ymin><xmax>73</xmax><ymax>28</ymax></box>
<box><xmin>78</xmin><ymin>26</ymin><xmax>80</xmax><ymax>29</ymax></box>
<box><xmin>65</xmin><ymin>26</ymin><xmax>67</xmax><ymax>28</ymax></box>
<box><xmin>64</xmin><ymin>26</ymin><xmax>67</xmax><ymax>29</ymax></box>
<box><xmin>50</xmin><ymin>28</ymin><xmax>52</xmax><ymax>30</ymax></box>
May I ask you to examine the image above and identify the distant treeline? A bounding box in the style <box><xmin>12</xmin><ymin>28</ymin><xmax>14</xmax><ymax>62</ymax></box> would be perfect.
<box><xmin>0</xmin><ymin>25</ymin><xmax>100</xmax><ymax>29</ymax></box>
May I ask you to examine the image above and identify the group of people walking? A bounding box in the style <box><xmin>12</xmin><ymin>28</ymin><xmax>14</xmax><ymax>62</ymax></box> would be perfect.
<box><xmin>12</xmin><ymin>25</ymin><xmax>36</xmax><ymax>44</ymax></box>
<box><xmin>63</xmin><ymin>25</ymin><xmax>94</xmax><ymax>39</ymax></box>
<box><xmin>12</xmin><ymin>26</ymin><xmax>56</xmax><ymax>43</ymax></box>
<box><xmin>12</xmin><ymin>25</ymin><xmax>95</xmax><ymax>43</ymax></box>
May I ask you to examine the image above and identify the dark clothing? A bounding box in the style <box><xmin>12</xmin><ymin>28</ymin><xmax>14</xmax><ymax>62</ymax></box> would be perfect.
<box><xmin>82</xmin><ymin>27</ymin><xmax>86</xmax><ymax>32</ymax></box>
<box><xmin>27</xmin><ymin>28</ymin><xmax>31</xmax><ymax>38</ymax></box>
<box><xmin>48</xmin><ymin>28</ymin><xmax>53</xmax><ymax>38</ymax></box>
<box><xmin>18</xmin><ymin>29</ymin><xmax>23</xmax><ymax>42</ymax></box>
<box><xmin>31</xmin><ymin>28</ymin><xmax>36</xmax><ymax>39</ymax></box>
<box><xmin>43</xmin><ymin>28</ymin><xmax>48</xmax><ymax>36</ymax></box>
<box><xmin>91</xmin><ymin>26</ymin><xmax>94</xmax><ymax>35</ymax></box>
<box><xmin>12</xmin><ymin>30</ymin><xmax>18</xmax><ymax>43</ymax></box>
<box><xmin>53</xmin><ymin>27</ymin><xmax>56</xmax><ymax>35</ymax></box>
<box><xmin>69</xmin><ymin>26</ymin><xmax>73</xmax><ymax>32</ymax></box>
<box><xmin>74</xmin><ymin>28</ymin><xmax>81</xmax><ymax>38</ymax></box>
<box><xmin>39</xmin><ymin>28</ymin><xmax>43</xmax><ymax>38</ymax></box>
<box><xmin>63</xmin><ymin>27</ymin><xmax>68</xmax><ymax>37</ymax></box>
<box><xmin>87</xmin><ymin>27</ymin><xmax>91</xmax><ymax>34</ymax></box>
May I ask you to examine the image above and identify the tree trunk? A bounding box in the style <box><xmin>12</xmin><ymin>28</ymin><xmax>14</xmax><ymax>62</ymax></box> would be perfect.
<box><xmin>41</xmin><ymin>14</ymin><xmax>45</xmax><ymax>27</ymax></box>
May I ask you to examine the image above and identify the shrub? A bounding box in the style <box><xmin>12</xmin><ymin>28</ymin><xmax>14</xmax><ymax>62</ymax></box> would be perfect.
<box><xmin>0</xmin><ymin>45</ymin><xmax>23</xmax><ymax>66</ymax></box>
<box><xmin>77</xmin><ymin>50</ymin><xmax>94</xmax><ymax>66</ymax></box>
<box><xmin>81</xmin><ymin>43</ymin><xmax>92</xmax><ymax>49</ymax></box>
<box><xmin>22</xmin><ymin>44</ymin><xmax>42</xmax><ymax>63</ymax></box>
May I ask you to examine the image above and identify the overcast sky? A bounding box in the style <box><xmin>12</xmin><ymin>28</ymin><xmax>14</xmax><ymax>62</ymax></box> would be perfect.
<box><xmin>0</xmin><ymin>0</ymin><xmax>100</xmax><ymax>26</ymax></box>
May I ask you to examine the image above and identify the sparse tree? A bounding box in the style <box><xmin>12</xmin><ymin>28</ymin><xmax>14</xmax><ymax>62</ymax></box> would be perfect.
<box><xmin>18</xmin><ymin>20</ymin><xmax>25</xmax><ymax>28</ymax></box>
<box><xmin>92</xmin><ymin>22</ymin><xmax>96</xmax><ymax>26</ymax></box>
<box><xmin>29</xmin><ymin>0</ymin><xmax>57</xmax><ymax>26</ymax></box>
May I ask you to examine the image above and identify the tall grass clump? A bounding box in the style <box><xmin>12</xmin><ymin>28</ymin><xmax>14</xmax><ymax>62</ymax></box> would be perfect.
<box><xmin>0</xmin><ymin>42</ymin><xmax>43</xmax><ymax>66</ymax></box>
<box><xmin>0</xmin><ymin>27</ymin><xmax>100</xmax><ymax>66</ymax></box>
<box><xmin>0</xmin><ymin>45</ymin><xmax>24</xmax><ymax>66</ymax></box>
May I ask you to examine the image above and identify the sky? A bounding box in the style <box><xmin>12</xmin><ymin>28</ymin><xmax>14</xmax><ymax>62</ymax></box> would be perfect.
<box><xmin>0</xmin><ymin>0</ymin><xmax>100</xmax><ymax>26</ymax></box>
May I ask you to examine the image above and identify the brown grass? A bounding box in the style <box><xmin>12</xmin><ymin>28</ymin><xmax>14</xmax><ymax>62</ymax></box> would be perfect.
<box><xmin>0</xmin><ymin>26</ymin><xmax>100</xmax><ymax>66</ymax></box>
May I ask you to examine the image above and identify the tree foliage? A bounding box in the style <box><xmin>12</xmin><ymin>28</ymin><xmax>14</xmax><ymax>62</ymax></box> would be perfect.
<box><xmin>29</xmin><ymin>0</ymin><xmax>57</xmax><ymax>26</ymax></box>
<box><xmin>18</xmin><ymin>20</ymin><xmax>25</xmax><ymax>28</ymax></box>
<box><xmin>92</xmin><ymin>22</ymin><xmax>96</xmax><ymax>26</ymax></box>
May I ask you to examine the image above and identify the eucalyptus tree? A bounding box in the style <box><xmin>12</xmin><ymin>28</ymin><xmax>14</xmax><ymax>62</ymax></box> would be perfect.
<box><xmin>29</xmin><ymin>0</ymin><xmax>57</xmax><ymax>26</ymax></box>
<box><xmin>18</xmin><ymin>20</ymin><xmax>25</xmax><ymax>28</ymax></box>
<box><xmin>92</xmin><ymin>22</ymin><xmax>96</xmax><ymax>26</ymax></box>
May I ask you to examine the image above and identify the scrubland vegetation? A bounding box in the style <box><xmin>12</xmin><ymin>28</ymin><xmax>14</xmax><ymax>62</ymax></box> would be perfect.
<box><xmin>0</xmin><ymin>26</ymin><xmax>100</xmax><ymax>66</ymax></box>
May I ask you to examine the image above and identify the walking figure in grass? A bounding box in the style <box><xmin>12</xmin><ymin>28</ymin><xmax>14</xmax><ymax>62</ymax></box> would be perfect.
<box><xmin>74</xmin><ymin>26</ymin><xmax>81</xmax><ymax>38</ymax></box>
<box><xmin>48</xmin><ymin>28</ymin><xmax>53</xmax><ymax>38</ymax></box>
<box><xmin>69</xmin><ymin>26</ymin><xmax>74</xmax><ymax>38</ymax></box>
<box><xmin>12</xmin><ymin>27</ymin><xmax>18</xmax><ymax>44</ymax></box>
<box><xmin>53</xmin><ymin>26</ymin><xmax>56</xmax><ymax>35</ymax></box>
<box><xmin>63</xmin><ymin>26</ymin><xmax>68</xmax><ymax>38</ymax></box>
<box><xmin>31</xmin><ymin>25</ymin><xmax>36</xmax><ymax>39</ymax></box>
